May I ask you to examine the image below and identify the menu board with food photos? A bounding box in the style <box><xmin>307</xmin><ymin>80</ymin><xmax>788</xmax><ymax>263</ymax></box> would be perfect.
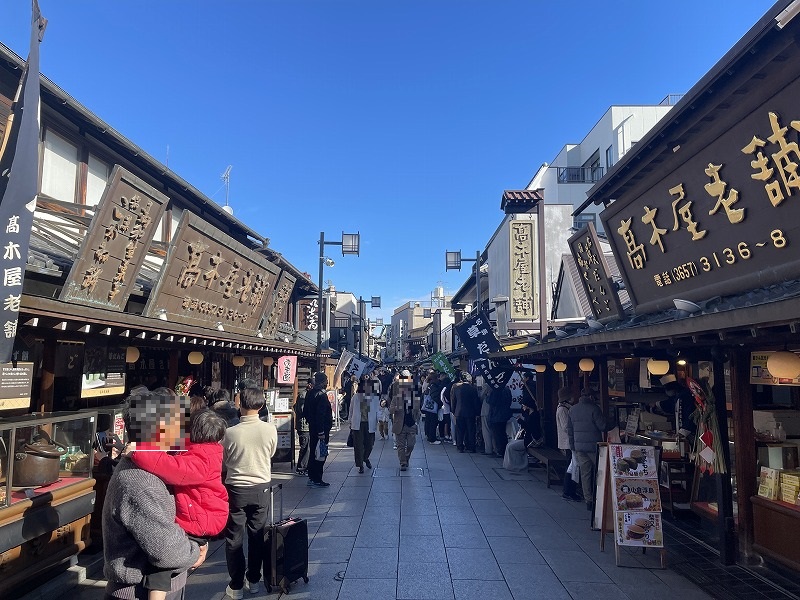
<box><xmin>609</xmin><ymin>444</ymin><xmax>664</xmax><ymax>548</ymax></box>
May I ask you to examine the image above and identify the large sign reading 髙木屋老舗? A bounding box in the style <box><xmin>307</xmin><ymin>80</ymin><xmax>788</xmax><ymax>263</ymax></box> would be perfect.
<box><xmin>61</xmin><ymin>166</ymin><xmax>169</xmax><ymax>310</ymax></box>
<box><xmin>568</xmin><ymin>223</ymin><xmax>623</xmax><ymax>322</ymax></box>
<box><xmin>600</xmin><ymin>84</ymin><xmax>800</xmax><ymax>314</ymax></box>
<box><xmin>509</xmin><ymin>220</ymin><xmax>539</xmax><ymax>321</ymax></box>
<box><xmin>144</xmin><ymin>213</ymin><xmax>281</xmax><ymax>335</ymax></box>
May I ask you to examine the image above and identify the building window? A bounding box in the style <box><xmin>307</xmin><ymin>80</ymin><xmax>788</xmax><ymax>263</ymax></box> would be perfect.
<box><xmin>41</xmin><ymin>130</ymin><xmax>78</xmax><ymax>202</ymax></box>
<box><xmin>606</xmin><ymin>145</ymin><xmax>613</xmax><ymax>169</ymax></box>
<box><xmin>85</xmin><ymin>154</ymin><xmax>109</xmax><ymax>207</ymax></box>
<box><xmin>573</xmin><ymin>213</ymin><xmax>597</xmax><ymax>230</ymax></box>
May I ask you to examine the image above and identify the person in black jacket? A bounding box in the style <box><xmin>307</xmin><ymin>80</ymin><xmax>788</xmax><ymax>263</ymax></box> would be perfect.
<box><xmin>451</xmin><ymin>373</ymin><xmax>480</xmax><ymax>453</ymax></box>
<box><xmin>487</xmin><ymin>385</ymin><xmax>513</xmax><ymax>457</ymax></box>
<box><xmin>303</xmin><ymin>372</ymin><xmax>333</xmax><ymax>487</ymax></box>
<box><xmin>294</xmin><ymin>381</ymin><xmax>313</xmax><ymax>476</ymax></box>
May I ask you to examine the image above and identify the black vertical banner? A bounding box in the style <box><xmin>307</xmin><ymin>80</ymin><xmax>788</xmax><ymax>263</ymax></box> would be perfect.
<box><xmin>0</xmin><ymin>1</ymin><xmax>46</xmax><ymax>364</ymax></box>
<box><xmin>454</xmin><ymin>311</ymin><xmax>508</xmax><ymax>389</ymax></box>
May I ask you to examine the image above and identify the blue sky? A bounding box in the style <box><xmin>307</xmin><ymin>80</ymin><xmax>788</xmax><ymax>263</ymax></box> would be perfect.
<box><xmin>1</xmin><ymin>0</ymin><xmax>774</xmax><ymax>324</ymax></box>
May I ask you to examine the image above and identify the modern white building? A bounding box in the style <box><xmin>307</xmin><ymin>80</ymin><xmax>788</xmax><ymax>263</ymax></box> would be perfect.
<box><xmin>526</xmin><ymin>97</ymin><xmax>681</xmax><ymax>235</ymax></box>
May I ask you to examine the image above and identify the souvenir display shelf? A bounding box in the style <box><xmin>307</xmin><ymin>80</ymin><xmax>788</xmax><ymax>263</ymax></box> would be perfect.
<box><xmin>0</xmin><ymin>411</ymin><xmax>97</xmax><ymax>596</ymax></box>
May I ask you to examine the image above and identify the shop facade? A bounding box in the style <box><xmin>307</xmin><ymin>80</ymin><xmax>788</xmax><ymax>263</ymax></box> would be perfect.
<box><xmin>498</xmin><ymin>1</ymin><xmax>800</xmax><ymax>573</ymax></box>
<box><xmin>0</xmin><ymin>41</ymin><xmax>323</xmax><ymax>594</ymax></box>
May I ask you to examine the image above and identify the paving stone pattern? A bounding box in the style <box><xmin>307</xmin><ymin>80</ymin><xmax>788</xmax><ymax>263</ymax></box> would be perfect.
<box><xmin>57</xmin><ymin>423</ymin><xmax>725</xmax><ymax>600</ymax></box>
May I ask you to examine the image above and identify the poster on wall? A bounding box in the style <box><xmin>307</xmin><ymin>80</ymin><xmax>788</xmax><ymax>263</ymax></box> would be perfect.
<box><xmin>0</xmin><ymin>361</ymin><xmax>33</xmax><ymax>411</ymax></box>
<box><xmin>607</xmin><ymin>359</ymin><xmax>625</xmax><ymax>397</ymax></box>
<box><xmin>82</xmin><ymin>345</ymin><xmax>127</xmax><ymax>399</ymax></box>
<box><xmin>750</xmin><ymin>352</ymin><xmax>800</xmax><ymax>386</ymax></box>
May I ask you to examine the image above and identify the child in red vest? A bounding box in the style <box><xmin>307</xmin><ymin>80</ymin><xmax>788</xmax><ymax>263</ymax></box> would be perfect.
<box><xmin>128</xmin><ymin>408</ymin><xmax>229</xmax><ymax>600</ymax></box>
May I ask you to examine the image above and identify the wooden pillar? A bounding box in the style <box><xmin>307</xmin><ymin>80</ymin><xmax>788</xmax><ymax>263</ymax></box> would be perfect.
<box><xmin>712</xmin><ymin>356</ymin><xmax>736</xmax><ymax>565</ymax></box>
<box><xmin>38</xmin><ymin>334</ymin><xmax>56</xmax><ymax>413</ymax></box>
<box><xmin>168</xmin><ymin>349</ymin><xmax>179</xmax><ymax>390</ymax></box>
<box><xmin>729</xmin><ymin>347</ymin><xmax>757</xmax><ymax>561</ymax></box>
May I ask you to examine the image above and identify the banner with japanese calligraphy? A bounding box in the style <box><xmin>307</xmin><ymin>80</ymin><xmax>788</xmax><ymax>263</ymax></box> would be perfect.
<box><xmin>600</xmin><ymin>77</ymin><xmax>800</xmax><ymax>314</ymax></box>
<box><xmin>145</xmin><ymin>213</ymin><xmax>282</xmax><ymax>336</ymax></box>
<box><xmin>297</xmin><ymin>296</ymin><xmax>322</xmax><ymax>332</ymax></box>
<box><xmin>61</xmin><ymin>166</ymin><xmax>168</xmax><ymax>310</ymax></box>
<box><xmin>454</xmin><ymin>311</ymin><xmax>507</xmax><ymax>389</ymax></box>
<box><xmin>262</xmin><ymin>270</ymin><xmax>297</xmax><ymax>339</ymax></box>
<box><xmin>567</xmin><ymin>223</ymin><xmax>623</xmax><ymax>322</ymax></box>
<box><xmin>276</xmin><ymin>355</ymin><xmax>297</xmax><ymax>385</ymax></box>
<box><xmin>431</xmin><ymin>351</ymin><xmax>456</xmax><ymax>381</ymax></box>
<box><xmin>0</xmin><ymin>2</ymin><xmax>45</xmax><ymax>364</ymax></box>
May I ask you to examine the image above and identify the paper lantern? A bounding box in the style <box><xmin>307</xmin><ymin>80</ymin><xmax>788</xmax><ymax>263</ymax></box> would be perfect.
<box><xmin>263</xmin><ymin>357</ymin><xmax>274</xmax><ymax>367</ymax></box>
<box><xmin>553</xmin><ymin>361</ymin><xmax>567</xmax><ymax>373</ymax></box>
<box><xmin>579</xmin><ymin>358</ymin><xmax>595</xmax><ymax>373</ymax></box>
<box><xmin>232</xmin><ymin>355</ymin><xmax>246</xmax><ymax>368</ymax></box>
<box><xmin>187</xmin><ymin>351</ymin><xmax>204</xmax><ymax>365</ymax></box>
<box><xmin>125</xmin><ymin>346</ymin><xmax>140</xmax><ymax>364</ymax></box>
<box><xmin>646</xmin><ymin>358</ymin><xmax>670</xmax><ymax>376</ymax></box>
<box><xmin>533</xmin><ymin>364</ymin><xmax>547</xmax><ymax>373</ymax></box>
<box><xmin>767</xmin><ymin>351</ymin><xmax>800</xmax><ymax>379</ymax></box>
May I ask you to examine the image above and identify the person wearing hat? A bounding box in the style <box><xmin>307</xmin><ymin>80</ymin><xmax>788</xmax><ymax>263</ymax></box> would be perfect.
<box><xmin>389</xmin><ymin>369</ymin><xmax>421</xmax><ymax>471</ymax></box>
<box><xmin>556</xmin><ymin>387</ymin><xmax>581</xmax><ymax>502</ymax></box>
<box><xmin>567</xmin><ymin>388</ymin><xmax>612</xmax><ymax>511</ymax></box>
<box><xmin>303</xmin><ymin>372</ymin><xmax>333</xmax><ymax>487</ymax></box>
<box><xmin>659</xmin><ymin>374</ymin><xmax>697</xmax><ymax>440</ymax></box>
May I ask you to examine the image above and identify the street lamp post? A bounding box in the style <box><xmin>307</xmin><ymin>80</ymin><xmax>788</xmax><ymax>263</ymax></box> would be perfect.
<box><xmin>445</xmin><ymin>249</ymin><xmax>481</xmax><ymax>315</ymax></box>
<box><xmin>357</xmin><ymin>295</ymin><xmax>381</xmax><ymax>359</ymax></box>
<box><xmin>316</xmin><ymin>231</ymin><xmax>360</xmax><ymax>372</ymax></box>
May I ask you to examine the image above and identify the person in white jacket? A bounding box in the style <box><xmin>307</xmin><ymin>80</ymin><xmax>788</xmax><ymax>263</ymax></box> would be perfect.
<box><xmin>349</xmin><ymin>376</ymin><xmax>380</xmax><ymax>473</ymax></box>
<box><xmin>556</xmin><ymin>387</ymin><xmax>581</xmax><ymax>502</ymax></box>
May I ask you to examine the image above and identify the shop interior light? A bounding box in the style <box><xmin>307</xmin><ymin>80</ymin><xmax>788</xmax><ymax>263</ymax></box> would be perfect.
<box><xmin>767</xmin><ymin>350</ymin><xmax>800</xmax><ymax>379</ymax></box>
<box><xmin>125</xmin><ymin>346</ymin><xmax>140</xmax><ymax>364</ymax></box>
<box><xmin>187</xmin><ymin>351</ymin><xmax>204</xmax><ymax>365</ymax></box>
<box><xmin>263</xmin><ymin>356</ymin><xmax>274</xmax><ymax>367</ymax></box>
<box><xmin>647</xmin><ymin>358</ymin><xmax>671</xmax><ymax>376</ymax></box>
<box><xmin>232</xmin><ymin>355</ymin><xmax>246</xmax><ymax>367</ymax></box>
<box><xmin>553</xmin><ymin>361</ymin><xmax>567</xmax><ymax>372</ymax></box>
<box><xmin>579</xmin><ymin>358</ymin><xmax>595</xmax><ymax>373</ymax></box>
<box><xmin>533</xmin><ymin>364</ymin><xmax>547</xmax><ymax>373</ymax></box>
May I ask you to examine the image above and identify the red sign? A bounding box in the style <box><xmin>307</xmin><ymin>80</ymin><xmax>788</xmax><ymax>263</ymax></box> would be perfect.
<box><xmin>276</xmin><ymin>355</ymin><xmax>297</xmax><ymax>385</ymax></box>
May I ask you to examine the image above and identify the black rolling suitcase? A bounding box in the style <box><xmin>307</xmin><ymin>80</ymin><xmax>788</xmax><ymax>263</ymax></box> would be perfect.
<box><xmin>264</xmin><ymin>483</ymin><xmax>309</xmax><ymax>594</ymax></box>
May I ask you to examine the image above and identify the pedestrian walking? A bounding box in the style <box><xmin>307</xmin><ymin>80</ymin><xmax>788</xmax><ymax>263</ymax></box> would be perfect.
<box><xmin>304</xmin><ymin>372</ymin><xmax>333</xmax><ymax>487</ymax></box>
<box><xmin>451</xmin><ymin>372</ymin><xmax>480</xmax><ymax>453</ymax></box>
<box><xmin>222</xmin><ymin>387</ymin><xmax>278</xmax><ymax>598</ymax></box>
<box><xmin>440</xmin><ymin>376</ymin><xmax>454</xmax><ymax>443</ymax></box>
<box><xmin>389</xmin><ymin>369</ymin><xmax>420</xmax><ymax>471</ymax></box>
<box><xmin>349</xmin><ymin>378</ymin><xmax>377</xmax><ymax>473</ymax></box>
<box><xmin>423</xmin><ymin>371</ymin><xmax>443</xmax><ymax>444</ymax></box>
<box><xmin>377</xmin><ymin>397</ymin><xmax>390</xmax><ymax>440</ymax></box>
<box><xmin>567</xmin><ymin>387</ymin><xmax>612</xmax><ymax>511</ymax></box>
<box><xmin>294</xmin><ymin>381</ymin><xmax>312</xmax><ymax>476</ymax></box>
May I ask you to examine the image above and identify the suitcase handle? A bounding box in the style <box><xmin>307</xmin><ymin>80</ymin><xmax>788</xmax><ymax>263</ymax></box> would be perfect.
<box><xmin>269</xmin><ymin>483</ymin><xmax>283</xmax><ymax>524</ymax></box>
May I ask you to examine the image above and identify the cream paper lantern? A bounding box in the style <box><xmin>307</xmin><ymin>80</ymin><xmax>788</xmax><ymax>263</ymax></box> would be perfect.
<box><xmin>187</xmin><ymin>351</ymin><xmax>204</xmax><ymax>365</ymax></box>
<box><xmin>263</xmin><ymin>357</ymin><xmax>274</xmax><ymax>367</ymax></box>
<box><xmin>553</xmin><ymin>361</ymin><xmax>567</xmax><ymax>373</ymax></box>
<box><xmin>646</xmin><ymin>358</ymin><xmax>670</xmax><ymax>376</ymax></box>
<box><xmin>579</xmin><ymin>358</ymin><xmax>595</xmax><ymax>373</ymax></box>
<box><xmin>533</xmin><ymin>364</ymin><xmax>547</xmax><ymax>373</ymax></box>
<box><xmin>767</xmin><ymin>351</ymin><xmax>800</xmax><ymax>379</ymax></box>
<box><xmin>125</xmin><ymin>346</ymin><xmax>140</xmax><ymax>364</ymax></box>
<box><xmin>232</xmin><ymin>355</ymin><xmax>246</xmax><ymax>368</ymax></box>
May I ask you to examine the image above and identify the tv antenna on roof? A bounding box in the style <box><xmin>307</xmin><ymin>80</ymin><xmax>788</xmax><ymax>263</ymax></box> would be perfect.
<box><xmin>221</xmin><ymin>165</ymin><xmax>233</xmax><ymax>215</ymax></box>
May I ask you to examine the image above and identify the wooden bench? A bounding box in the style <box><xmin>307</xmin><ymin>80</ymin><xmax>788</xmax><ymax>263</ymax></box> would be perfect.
<box><xmin>526</xmin><ymin>447</ymin><xmax>569</xmax><ymax>488</ymax></box>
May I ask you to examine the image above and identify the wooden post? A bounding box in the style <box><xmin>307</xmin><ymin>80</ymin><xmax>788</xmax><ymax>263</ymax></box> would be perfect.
<box><xmin>38</xmin><ymin>334</ymin><xmax>56</xmax><ymax>413</ymax></box>
<box><xmin>729</xmin><ymin>347</ymin><xmax>757</xmax><ymax>561</ymax></box>
<box><xmin>168</xmin><ymin>349</ymin><xmax>179</xmax><ymax>390</ymax></box>
<box><xmin>712</xmin><ymin>356</ymin><xmax>736</xmax><ymax>565</ymax></box>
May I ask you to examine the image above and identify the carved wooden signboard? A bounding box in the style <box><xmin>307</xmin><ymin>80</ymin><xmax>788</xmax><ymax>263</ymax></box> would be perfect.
<box><xmin>262</xmin><ymin>270</ymin><xmax>296</xmax><ymax>339</ymax></box>
<box><xmin>144</xmin><ymin>212</ymin><xmax>281</xmax><ymax>335</ymax></box>
<box><xmin>61</xmin><ymin>166</ymin><xmax>168</xmax><ymax>310</ymax></box>
<box><xmin>568</xmin><ymin>222</ymin><xmax>624</xmax><ymax>322</ymax></box>
<box><xmin>509</xmin><ymin>220</ymin><xmax>538</xmax><ymax>321</ymax></box>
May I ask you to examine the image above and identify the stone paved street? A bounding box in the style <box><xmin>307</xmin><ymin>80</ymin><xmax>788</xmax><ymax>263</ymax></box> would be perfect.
<box><xmin>44</xmin><ymin>423</ymin><xmax>712</xmax><ymax>600</ymax></box>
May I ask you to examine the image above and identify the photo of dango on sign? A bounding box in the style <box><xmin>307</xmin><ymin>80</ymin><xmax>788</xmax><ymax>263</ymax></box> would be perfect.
<box><xmin>614</xmin><ymin>477</ymin><xmax>662</xmax><ymax>512</ymax></box>
<box><xmin>609</xmin><ymin>444</ymin><xmax>657</xmax><ymax>479</ymax></box>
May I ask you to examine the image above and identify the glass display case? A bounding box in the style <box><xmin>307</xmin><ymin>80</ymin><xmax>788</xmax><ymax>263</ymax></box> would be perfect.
<box><xmin>0</xmin><ymin>411</ymin><xmax>97</xmax><ymax>510</ymax></box>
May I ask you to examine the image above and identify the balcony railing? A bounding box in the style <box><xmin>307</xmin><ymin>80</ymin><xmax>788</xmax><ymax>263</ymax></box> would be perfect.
<box><xmin>557</xmin><ymin>166</ymin><xmax>605</xmax><ymax>184</ymax></box>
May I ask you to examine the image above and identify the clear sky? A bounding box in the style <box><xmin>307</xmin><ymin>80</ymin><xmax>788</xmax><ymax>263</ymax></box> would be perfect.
<box><xmin>1</xmin><ymin>0</ymin><xmax>775</xmax><ymax>324</ymax></box>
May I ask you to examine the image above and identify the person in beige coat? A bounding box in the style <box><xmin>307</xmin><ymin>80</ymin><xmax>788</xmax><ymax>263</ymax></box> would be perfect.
<box><xmin>389</xmin><ymin>370</ymin><xmax>420</xmax><ymax>471</ymax></box>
